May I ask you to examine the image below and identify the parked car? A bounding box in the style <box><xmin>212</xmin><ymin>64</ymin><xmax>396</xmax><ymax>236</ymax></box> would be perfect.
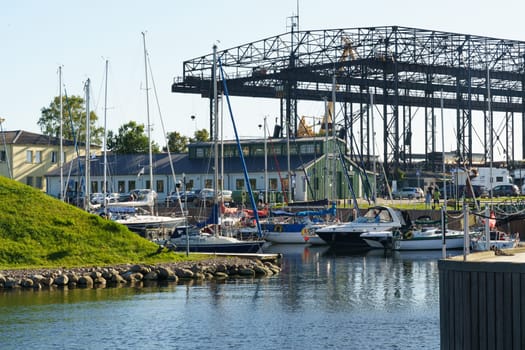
<box><xmin>392</xmin><ymin>187</ymin><xmax>424</xmax><ymax>199</ymax></box>
<box><xmin>458</xmin><ymin>185</ymin><xmax>489</xmax><ymax>198</ymax></box>
<box><xmin>165</xmin><ymin>190</ymin><xmax>195</xmax><ymax>204</ymax></box>
<box><xmin>491</xmin><ymin>184</ymin><xmax>519</xmax><ymax>197</ymax></box>
<box><xmin>193</xmin><ymin>188</ymin><xmax>234</xmax><ymax>206</ymax></box>
<box><xmin>90</xmin><ymin>192</ymin><xmax>106</xmax><ymax>205</ymax></box>
<box><xmin>439</xmin><ymin>184</ymin><xmax>489</xmax><ymax>199</ymax></box>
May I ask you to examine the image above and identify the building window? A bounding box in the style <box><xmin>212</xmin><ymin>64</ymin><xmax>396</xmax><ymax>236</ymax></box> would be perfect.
<box><xmin>26</xmin><ymin>150</ymin><xmax>33</xmax><ymax>163</ymax></box>
<box><xmin>91</xmin><ymin>181</ymin><xmax>99</xmax><ymax>194</ymax></box>
<box><xmin>186</xmin><ymin>179</ymin><xmax>194</xmax><ymax>190</ymax></box>
<box><xmin>26</xmin><ymin>176</ymin><xmax>33</xmax><ymax>186</ymax></box>
<box><xmin>51</xmin><ymin>151</ymin><xmax>57</xmax><ymax>163</ymax></box>
<box><xmin>252</xmin><ymin>144</ymin><xmax>265</xmax><ymax>156</ymax></box>
<box><xmin>269</xmin><ymin>178</ymin><xmax>278</xmax><ymax>190</ymax></box>
<box><xmin>249</xmin><ymin>178</ymin><xmax>256</xmax><ymax>190</ymax></box>
<box><xmin>300</xmin><ymin>143</ymin><xmax>315</xmax><ymax>154</ymax></box>
<box><xmin>0</xmin><ymin>150</ymin><xmax>6</xmax><ymax>162</ymax></box>
<box><xmin>196</xmin><ymin>148</ymin><xmax>204</xmax><ymax>158</ymax></box>
<box><xmin>118</xmin><ymin>181</ymin><xmax>125</xmax><ymax>193</ymax></box>
<box><xmin>156</xmin><ymin>180</ymin><xmax>164</xmax><ymax>193</ymax></box>
<box><xmin>35</xmin><ymin>177</ymin><xmax>43</xmax><ymax>189</ymax></box>
<box><xmin>145</xmin><ymin>180</ymin><xmax>151</xmax><ymax>189</ymax></box>
<box><xmin>235</xmin><ymin>178</ymin><xmax>245</xmax><ymax>190</ymax></box>
<box><xmin>35</xmin><ymin>150</ymin><xmax>42</xmax><ymax>164</ymax></box>
<box><xmin>204</xmin><ymin>179</ymin><xmax>212</xmax><ymax>188</ymax></box>
<box><xmin>128</xmin><ymin>180</ymin><xmax>136</xmax><ymax>191</ymax></box>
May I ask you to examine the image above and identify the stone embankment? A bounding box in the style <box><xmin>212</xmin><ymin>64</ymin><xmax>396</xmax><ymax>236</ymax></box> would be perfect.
<box><xmin>0</xmin><ymin>257</ymin><xmax>281</xmax><ymax>291</ymax></box>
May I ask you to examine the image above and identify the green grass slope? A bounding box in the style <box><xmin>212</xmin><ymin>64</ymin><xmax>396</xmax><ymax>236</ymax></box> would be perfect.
<box><xmin>0</xmin><ymin>176</ymin><xmax>185</xmax><ymax>269</ymax></box>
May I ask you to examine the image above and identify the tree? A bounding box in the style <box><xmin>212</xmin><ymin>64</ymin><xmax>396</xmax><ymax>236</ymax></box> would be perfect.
<box><xmin>165</xmin><ymin>131</ymin><xmax>189</xmax><ymax>153</ymax></box>
<box><xmin>107</xmin><ymin>121</ymin><xmax>160</xmax><ymax>154</ymax></box>
<box><xmin>192</xmin><ymin>128</ymin><xmax>210</xmax><ymax>142</ymax></box>
<box><xmin>39</xmin><ymin>95</ymin><xmax>104</xmax><ymax>144</ymax></box>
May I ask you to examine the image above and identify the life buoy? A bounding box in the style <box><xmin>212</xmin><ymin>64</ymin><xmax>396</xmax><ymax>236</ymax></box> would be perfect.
<box><xmin>301</xmin><ymin>227</ymin><xmax>308</xmax><ymax>236</ymax></box>
<box><xmin>404</xmin><ymin>231</ymin><xmax>413</xmax><ymax>240</ymax></box>
<box><xmin>274</xmin><ymin>224</ymin><xmax>283</xmax><ymax>232</ymax></box>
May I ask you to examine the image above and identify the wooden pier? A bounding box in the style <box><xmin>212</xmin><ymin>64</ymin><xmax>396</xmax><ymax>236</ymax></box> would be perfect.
<box><xmin>439</xmin><ymin>247</ymin><xmax>525</xmax><ymax>350</ymax></box>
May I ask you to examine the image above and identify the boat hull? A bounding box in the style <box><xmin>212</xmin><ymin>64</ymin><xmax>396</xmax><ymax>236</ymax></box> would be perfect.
<box><xmin>263</xmin><ymin>224</ymin><xmax>327</xmax><ymax>245</ymax></box>
<box><xmin>394</xmin><ymin>235</ymin><xmax>465</xmax><ymax>250</ymax></box>
<box><xmin>315</xmin><ymin>229</ymin><xmax>375</xmax><ymax>249</ymax></box>
<box><xmin>263</xmin><ymin>232</ymin><xmax>326</xmax><ymax>245</ymax></box>
<box><xmin>172</xmin><ymin>241</ymin><xmax>264</xmax><ymax>253</ymax></box>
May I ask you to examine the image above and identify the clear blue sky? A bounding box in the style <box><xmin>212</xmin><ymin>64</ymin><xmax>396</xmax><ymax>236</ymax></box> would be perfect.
<box><xmin>2</xmin><ymin>0</ymin><xmax>524</xmax><ymax>160</ymax></box>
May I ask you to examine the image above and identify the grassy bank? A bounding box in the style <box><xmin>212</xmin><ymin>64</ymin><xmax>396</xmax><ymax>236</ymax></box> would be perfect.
<box><xmin>0</xmin><ymin>177</ymin><xmax>197</xmax><ymax>269</ymax></box>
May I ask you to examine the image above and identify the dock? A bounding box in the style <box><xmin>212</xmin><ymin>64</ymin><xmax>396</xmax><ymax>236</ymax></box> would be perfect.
<box><xmin>439</xmin><ymin>247</ymin><xmax>525</xmax><ymax>350</ymax></box>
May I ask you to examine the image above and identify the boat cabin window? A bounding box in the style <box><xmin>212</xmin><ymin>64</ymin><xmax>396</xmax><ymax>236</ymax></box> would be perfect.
<box><xmin>364</xmin><ymin>208</ymin><xmax>392</xmax><ymax>223</ymax></box>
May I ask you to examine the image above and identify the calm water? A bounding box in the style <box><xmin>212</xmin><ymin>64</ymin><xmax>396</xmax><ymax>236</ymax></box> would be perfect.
<box><xmin>0</xmin><ymin>245</ymin><xmax>454</xmax><ymax>350</ymax></box>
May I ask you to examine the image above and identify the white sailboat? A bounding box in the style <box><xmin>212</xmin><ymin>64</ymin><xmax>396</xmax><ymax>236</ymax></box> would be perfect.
<box><xmin>168</xmin><ymin>44</ymin><xmax>264</xmax><ymax>253</ymax></box>
<box><xmin>101</xmin><ymin>47</ymin><xmax>184</xmax><ymax>238</ymax></box>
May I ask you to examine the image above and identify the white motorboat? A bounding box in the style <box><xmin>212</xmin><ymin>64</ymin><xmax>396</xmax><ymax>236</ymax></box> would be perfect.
<box><xmin>361</xmin><ymin>227</ymin><xmax>466</xmax><ymax>251</ymax></box>
<box><xmin>103</xmin><ymin>206</ymin><xmax>185</xmax><ymax>239</ymax></box>
<box><xmin>315</xmin><ymin>206</ymin><xmax>410</xmax><ymax>249</ymax></box>
<box><xmin>393</xmin><ymin>228</ymin><xmax>465</xmax><ymax>250</ymax></box>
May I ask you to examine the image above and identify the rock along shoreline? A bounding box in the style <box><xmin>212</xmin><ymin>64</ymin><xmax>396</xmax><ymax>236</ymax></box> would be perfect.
<box><xmin>0</xmin><ymin>256</ymin><xmax>282</xmax><ymax>291</ymax></box>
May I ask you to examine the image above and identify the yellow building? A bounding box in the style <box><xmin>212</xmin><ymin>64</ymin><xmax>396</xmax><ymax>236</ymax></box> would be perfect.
<box><xmin>0</xmin><ymin>130</ymin><xmax>97</xmax><ymax>193</ymax></box>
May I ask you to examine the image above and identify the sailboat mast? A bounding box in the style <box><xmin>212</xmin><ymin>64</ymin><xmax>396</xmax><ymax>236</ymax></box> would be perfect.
<box><xmin>142</xmin><ymin>32</ymin><xmax>153</xmax><ymax>193</ymax></box>
<box><xmin>213</xmin><ymin>45</ymin><xmax>219</xmax><ymax>208</ymax></box>
<box><xmin>59</xmin><ymin>66</ymin><xmax>64</xmax><ymax>201</ymax></box>
<box><xmin>331</xmin><ymin>74</ymin><xmax>337</xmax><ymax>202</ymax></box>
<box><xmin>103</xmin><ymin>60</ymin><xmax>109</xmax><ymax>214</ymax></box>
<box><xmin>84</xmin><ymin>78</ymin><xmax>91</xmax><ymax>209</ymax></box>
<box><xmin>264</xmin><ymin>116</ymin><xmax>268</xmax><ymax>204</ymax></box>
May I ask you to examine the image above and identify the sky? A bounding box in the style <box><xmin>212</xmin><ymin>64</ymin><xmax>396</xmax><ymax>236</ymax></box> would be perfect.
<box><xmin>2</xmin><ymin>0</ymin><xmax>525</xmax><ymax>161</ymax></box>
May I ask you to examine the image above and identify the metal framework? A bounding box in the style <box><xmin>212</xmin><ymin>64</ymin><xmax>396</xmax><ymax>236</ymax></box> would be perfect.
<box><xmin>172</xmin><ymin>26</ymin><xmax>525</xmax><ymax>173</ymax></box>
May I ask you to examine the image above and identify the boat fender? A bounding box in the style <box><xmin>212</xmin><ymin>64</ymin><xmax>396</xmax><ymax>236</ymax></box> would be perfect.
<box><xmin>404</xmin><ymin>231</ymin><xmax>413</xmax><ymax>240</ymax></box>
<box><xmin>275</xmin><ymin>225</ymin><xmax>283</xmax><ymax>232</ymax></box>
<box><xmin>301</xmin><ymin>227</ymin><xmax>308</xmax><ymax>236</ymax></box>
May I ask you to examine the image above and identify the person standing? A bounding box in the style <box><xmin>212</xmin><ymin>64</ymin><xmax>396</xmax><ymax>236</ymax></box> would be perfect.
<box><xmin>425</xmin><ymin>186</ymin><xmax>433</xmax><ymax>209</ymax></box>
<box><xmin>432</xmin><ymin>187</ymin><xmax>441</xmax><ymax>210</ymax></box>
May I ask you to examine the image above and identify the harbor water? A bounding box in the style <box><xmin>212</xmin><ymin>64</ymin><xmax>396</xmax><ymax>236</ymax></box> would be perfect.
<box><xmin>0</xmin><ymin>245</ymin><xmax>453</xmax><ymax>349</ymax></box>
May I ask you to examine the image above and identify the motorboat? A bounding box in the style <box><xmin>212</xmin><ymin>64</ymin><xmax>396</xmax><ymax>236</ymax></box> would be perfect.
<box><xmin>394</xmin><ymin>228</ymin><xmax>465</xmax><ymax>250</ymax></box>
<box><xmin>315</xmin><ymin>206</ymin><xmax>411</xmax><ymax>249</ymax></box>
<box><xmin>361</xmin><ymin>227</ymin><xmax>466</xmax><ymax>251</ymax></box>
<box><xmin>102</xmin><ymin>206</ymin><xmax>185</xmax><ymax>239</ymax></box>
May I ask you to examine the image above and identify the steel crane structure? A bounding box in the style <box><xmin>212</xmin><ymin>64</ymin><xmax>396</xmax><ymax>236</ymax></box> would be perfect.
<box><xmin>172</xmin><ymin>26</ymin><xmax>525</xmax><ymax>174</ymax></box>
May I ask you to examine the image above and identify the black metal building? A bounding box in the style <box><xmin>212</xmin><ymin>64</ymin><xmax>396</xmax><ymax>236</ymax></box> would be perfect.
<box><xmin>172</xmin><ymin>26</ymin><xmax>525</xmax><ymax>174</ymax></box>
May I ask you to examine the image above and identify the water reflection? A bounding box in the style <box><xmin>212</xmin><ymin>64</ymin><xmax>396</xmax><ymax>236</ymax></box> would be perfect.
<box><xmin>0</xmin><ymin>243</ymin><xmax>445</xmax><ymax>349</ymax></box>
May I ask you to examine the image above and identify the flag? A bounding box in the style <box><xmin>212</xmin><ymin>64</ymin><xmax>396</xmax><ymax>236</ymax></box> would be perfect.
<box><xmin>137</xmin><ymin>167</ymin><xmax>145</xmax><ymax>178</ymax></box>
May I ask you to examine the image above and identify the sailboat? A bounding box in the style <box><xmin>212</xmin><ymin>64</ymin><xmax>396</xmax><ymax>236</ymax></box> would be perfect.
<box><xmin>101</xmin><ymin>47</ymin><xmax>185</xmax><ymax>239</ymax></box>
<box><xmin>167</xmin><ymin>44</ymin><xmax>264</xmax><ymax>253</ymax></box>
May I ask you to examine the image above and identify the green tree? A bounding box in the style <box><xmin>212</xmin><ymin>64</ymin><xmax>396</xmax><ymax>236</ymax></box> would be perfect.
<box><xmin>192</xmin><ymin>128</ymin><xmax>210</xmax><ymax>142</ymax></box>
<box><xmin>165</xmin><ymin>131</ymin><xmax>189</xmax><ymax>153</ymax></box>
<box><xmin>39</xmin><ymin>95</ymin><xmax>104</xmax><ymax>144</ymax></box>
<box><xmin>107</xmin><ymin>121</ymin><xmax>160</xmax><ymax>154</ymax></box>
